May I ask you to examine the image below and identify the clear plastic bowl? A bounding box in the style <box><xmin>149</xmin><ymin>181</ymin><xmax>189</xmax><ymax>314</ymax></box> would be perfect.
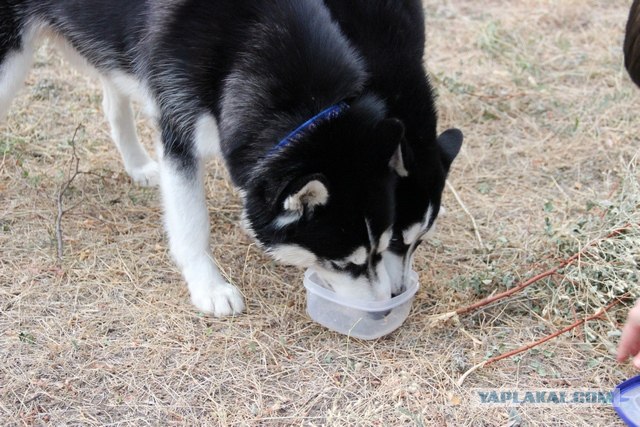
<box><xmin>304</xmin><ymin>269</ymin><xmax>419</xmax><ymax>340</ymax></box>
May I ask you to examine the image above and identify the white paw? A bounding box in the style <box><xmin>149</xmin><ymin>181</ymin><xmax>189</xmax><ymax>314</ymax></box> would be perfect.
<box><xmin>128</xmin><ymin>161</ymin><xmax>160</xmax><ymax>187</ymax></box>
<box><xmin>190</xmin><ymin>283</ymin><xmax>245</xmax><ymax>317</ymax></box>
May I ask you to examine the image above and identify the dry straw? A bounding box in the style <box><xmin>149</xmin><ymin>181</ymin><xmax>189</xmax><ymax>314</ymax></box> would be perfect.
<box><xmin>1</xmin><ymin>1</ymin><xmax>640</xmax><ymax>425</ymax></box>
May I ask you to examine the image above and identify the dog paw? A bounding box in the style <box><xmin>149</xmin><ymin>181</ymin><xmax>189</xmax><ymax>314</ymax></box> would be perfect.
<box><xmin>128</xmin><ymin>161</ymin><xmax>160</xmax><ymax>187</ymax></box>
<box><xmin>190</xmin><ymin>283</ymin><xmax>245</xmax><ymax>317</ymax></box>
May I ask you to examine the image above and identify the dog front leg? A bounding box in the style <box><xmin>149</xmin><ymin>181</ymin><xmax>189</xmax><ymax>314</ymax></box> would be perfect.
<box><xmin>101</xmin><ymin>78</ymin><xmax>160</xmax><ymax>187</ymax></box>
<box><xmin>159</xmin><ymin>141</ymin><xmax>245</xmax><ymax>317</ymax></box>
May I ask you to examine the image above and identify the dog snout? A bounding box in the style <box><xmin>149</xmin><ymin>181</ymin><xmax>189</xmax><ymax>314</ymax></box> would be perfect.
<box><xmin>371</xmin><ymin>262</ymin><xmax>393</xmax><ymax>301</ymax></box>
<box><xmin>390</xmin><ymin>288</ymin><xmax>403</xmax><ymax>298</ymax></box>
<box><xmin>367</xmin><ymin>309</ymin><xmax>391</xmax><ymax>320</ymax></box>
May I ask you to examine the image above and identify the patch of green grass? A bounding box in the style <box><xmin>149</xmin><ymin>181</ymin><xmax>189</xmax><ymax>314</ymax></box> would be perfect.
<box><xmin>437</xmin><ymin>74</ymin><xmax>477</xmax><ymax>95</ymax></box>
<box><xmin>30</xmin><ymin>78</ymin><xmax>62</xmax><ymax>101</ymax></box>
<box><xmin>19</xmin><ymin>331</ymin><xmax>36</xmax><ymax>345</ymax></box>
<box><xmin>0</xmin><ymin>135</ymin><xmax>26</xmax><ymax>156</ymax></box>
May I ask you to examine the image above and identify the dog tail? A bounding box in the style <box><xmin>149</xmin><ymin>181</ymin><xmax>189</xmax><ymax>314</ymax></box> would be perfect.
<box><xmin>625</xmin><ymin>0</ymin><xmax>640</xmax><ymax>87</ymax></box>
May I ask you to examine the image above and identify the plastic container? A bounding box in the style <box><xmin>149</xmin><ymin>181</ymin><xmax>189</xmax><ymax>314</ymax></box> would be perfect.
<box><xmin>613</xmin><ymin>375</ymin><xmax>640</xmax><ymax>426</ymax></box>
<box><xmin>304</xmin><ymin>268</ymin><xmax>419</xmax><ymax>340</ymax></box>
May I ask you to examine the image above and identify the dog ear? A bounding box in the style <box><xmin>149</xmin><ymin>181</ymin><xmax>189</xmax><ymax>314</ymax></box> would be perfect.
<box><xmin>374</xmin><ymin>118</ymin><xmax>406</xmax><ymax>175</ymax></box>
<box><xmin>437</xmin><ymin>128</ymin><xmax>463</xmax><ymax>170</ymax></box>
<box><xmin>272</xmin><ymin>173</ymin><xmax>329</xmax><ymax>227</ymax></box>
<box><xmin>389</xmin><ymin>144</ymin><xmax>409</xmax><ymax>177</ymax></box>
<box><xmin>282</xmin><ymin>175</ymin><xmax>329</xmax><ymax>213</ymax></box>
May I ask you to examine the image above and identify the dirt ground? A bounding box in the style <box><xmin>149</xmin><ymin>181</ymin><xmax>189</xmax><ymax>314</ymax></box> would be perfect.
<box><xmin>1</xmin><ymin>0</ymin><xmax>639</xmax><ymax>425</ymax></box>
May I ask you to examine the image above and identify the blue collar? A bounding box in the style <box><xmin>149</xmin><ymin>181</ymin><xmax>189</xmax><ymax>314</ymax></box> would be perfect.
<box><xmin>268</xmin><ymin>101</ymin><xmax>350</xmax><ymax>155</ymax></box>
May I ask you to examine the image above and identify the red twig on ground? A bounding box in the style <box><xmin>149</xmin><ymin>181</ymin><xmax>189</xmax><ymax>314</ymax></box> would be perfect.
<box><xmin>484</xmin><ymin>296</ymin><xmax>627</xmax><ymax>367</ymax></box>
<box><xmin>457</xmin><ymin>295</ymin><xmax>628</xmax><ymax>386</ymax></box>
<box><xmin>455</xmin><ymin>224</ymin><xmax>633</xmax><ymax>316</ymax></box>
<box><xmin>455</xmin><ymin>224</ymin><xmax>636</xmax><ymax>386</ymax></box>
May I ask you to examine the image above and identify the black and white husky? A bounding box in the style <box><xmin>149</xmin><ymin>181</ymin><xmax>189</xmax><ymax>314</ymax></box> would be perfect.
<box><xmin>0</xmin><ymin>0</ymin><xmax>463</xmax><ymax>316</ymax></box>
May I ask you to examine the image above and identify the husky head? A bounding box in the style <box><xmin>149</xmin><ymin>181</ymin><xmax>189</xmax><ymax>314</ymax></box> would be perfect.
<box><xmin>242</xmin><ymin>95</ymin><xmax>407</xmax><ymax>301</ymax></box>
<box><xmin>382</xmin><ymin>128</ymin><xmax>463</xmax><ymax>295</ymax></box>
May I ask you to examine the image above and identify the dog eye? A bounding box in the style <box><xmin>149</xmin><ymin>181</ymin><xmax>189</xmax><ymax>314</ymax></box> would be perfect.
<box><xmin>329</xmin><ymin>260</ymin><xmax>366</xmax><ymax>276</ymax></box>
<box><xmin>344</xmin><ymin>263</ymin><xmax>367</xmax><ymax>276</ymax></box>
<box><xmin>329</xmin><ymin>261</ymin><xmax>345</xmax><ymax>270</ymax></box>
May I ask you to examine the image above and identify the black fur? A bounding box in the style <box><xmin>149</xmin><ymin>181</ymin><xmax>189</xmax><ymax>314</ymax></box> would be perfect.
<box><xmin>625</xmin><ymin>0</ymin><xmax>640</xmax><ymax>87</ymax></box>
<box><xmin>0</xmin><ymin>1</ymin><xmax>23</xmax><ymax>59</ymax></box>
<box><xmin>325</xmin><ymin>0</ymin><xmax>463</xmax><ymax>275</ymax></box>
<box><xmin>2</xmin><ymin>0</ymin><xmax>462</xmax><ymax>300</ymax></box>
<box><xmin>245</xmin><ymin>95</ymin><xmax>402</xmax><ymax>260</ymax></box>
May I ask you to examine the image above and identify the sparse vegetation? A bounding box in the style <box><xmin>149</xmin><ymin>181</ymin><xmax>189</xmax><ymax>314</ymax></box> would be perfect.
<box><xmin>1</xmin><ymin>1</ymin><xmax>638</xmax><ymax>425</ymax></box>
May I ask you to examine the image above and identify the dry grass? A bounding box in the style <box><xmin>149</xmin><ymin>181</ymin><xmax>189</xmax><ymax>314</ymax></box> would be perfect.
<box><xmin>1</xmin><ymin>0</ymin><xmax>639</xmax><ymax>425</ymax></box>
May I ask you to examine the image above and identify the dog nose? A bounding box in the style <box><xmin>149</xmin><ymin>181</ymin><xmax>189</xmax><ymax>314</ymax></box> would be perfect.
<box><xmin>368</xmin><ymin>309</ymin><xmax>391</xmax><ymax>320</ymax></box>
<box><xmin>390</xmin><ymin>283</ymin><xmax>406</xmax><ymax>299</ymax></box>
